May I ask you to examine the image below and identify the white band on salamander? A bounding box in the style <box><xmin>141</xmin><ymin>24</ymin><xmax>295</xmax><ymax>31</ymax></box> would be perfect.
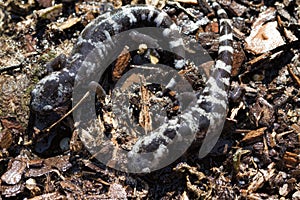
<box><xmin>218</xmin><ymin>45</ymin><xmax>234</xmax><ymax>54</ymax></box>
<box><xmin>215</xmin><ymin>60</ymin><xmax>232</xmax><ymax>73</ymax></box>
<box><xmin>219</xmin><ymin>33</ymin><xmax>233</xmax><ymax>42</ymax></box>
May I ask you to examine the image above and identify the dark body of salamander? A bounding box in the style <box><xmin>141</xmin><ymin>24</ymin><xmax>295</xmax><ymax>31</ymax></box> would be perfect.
<box><xmin>29</xmin><ymin>2</ymin><xmax>233</xmax><ymax>171</ymax></box>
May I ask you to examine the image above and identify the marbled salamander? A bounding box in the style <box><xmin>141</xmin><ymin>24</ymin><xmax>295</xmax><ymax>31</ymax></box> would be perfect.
<box><xmin>29</xmin><ymin>1</ymin><xmax>233</xmax><ymax>171</ymax></box>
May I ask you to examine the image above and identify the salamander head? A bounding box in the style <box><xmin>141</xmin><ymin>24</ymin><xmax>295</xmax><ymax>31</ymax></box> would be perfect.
<box><xmin>28</xmin><ymin>70</ymin><xmax>75</xmax><ymax>154</ymax></box>
<box><xmin>30</xmin><ymin>71</ymin><xmax>73</xmax><ymax>130</ymax></box>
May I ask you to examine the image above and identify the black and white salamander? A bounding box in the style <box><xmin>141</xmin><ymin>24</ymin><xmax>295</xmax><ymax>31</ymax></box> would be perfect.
<box><xmin>29</xmin><ymin>0</ymin><xmax>233</xmax><ymax>172</ymax></box>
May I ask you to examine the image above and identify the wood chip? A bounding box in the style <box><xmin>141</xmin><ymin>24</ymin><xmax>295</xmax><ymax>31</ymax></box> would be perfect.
<box><xmin>139</xmin><ymin>77</ymin><xmax>152</xmax><ymax>132</ymax></box>
<box><xmin>292</xmin><ymin>191</ymin><xmax>300</xmax><ymax>199</ymax></box>
<box><xmin>291</xmin><ymin>123</ymin><xmax>300</xmax><ymax>134</ymax></box>
<box><xmin>0</xmin><ymin>129</ymin><xmax>12</xmax><ymax>149</ymax></box>
<box><xmin>232</xmin><ymin>42</ymin><xmax>246</xmax><ymax>76</ymax></box>
<box><xmin>283</xmin><ymin>151</ymin><xmax>299</xmax><ymax>168</ymax></box>
<box><xmin>247</xmin><ymin>163</ymin><xmax>276</xmax><ymax>192</ymax></box>
<box><xmin>108</xmin><ymin>183</ymin><xmax>128</xmax><ymax>200</ymax></box>
<box><xmin>228</xmin><ymin>1</ymin><xmax>247</xmax><ymax>17</ymax></box>
<box><xmin>60</xmin><ymin>179</ymin><xmax>83</xmax><ymax>194</ymax></box>
<box><xmin>287</xmin><ymin>64</ymin><xmax>300</xmax><ymax>86</ymax></box>
<box><xmin>27</xmin><ymin>192</ymin><xmax>66</xmax><ymax>200</ymax></box>
<box><xmin>37</xmin><ymin>0</ymin><xmax>53</xmax><ymax>8</ymax></box>
<box><xmin>34</xmin><ymin>4</ymin><xmax>63</xmax><ymax>20</ymax></box>
<box><xmin>241</xmin><ymin>127</ymin><xmax>267</xmax><ymax>144</ymax></box>
<box><xmin>57</xmin><ymin>17</ymin><xmax>81</xmax><ymax>31</ymax></box>
<box><xmin>112</xmin><ymin>46</ymin><xmax>131</xmax><ymax>81</ymax></box>
<box><xmin>249</xmin><ymin>97</ymin><xmax>275</xmax><ymax>127</ymax></box>
<box><xmin>26</xmin><ymin>159</ymin><xmax>44</xmax><ymax>168</ymax></box>
<box><xmin>244</xmin><ymin>7</ymin><xmax>282</xmax><ymax>54</ymax></box>
<box><xmin>245</xmin><ymin>21</ymin><xmax>286</xmax><ymax>54</ymax></box>
<box><xmin>1</xmin><ymin>159</ymin><xmax>26</xmax><ymax>185</ymax></box>
<box><xmin>26</xmin><ymin>155</ymin><xmax>71</xmax><ymax>177</ymax></box>
<box><xmin>173</xmin><ymin>0</ymin><xmax>198</xmax><ymax>4</ymax></box>
<box><xmin>1</xmin><ymin>183</ymin><xmax>24</xmax><ymax>197</ymax></box>
<box><xmin>145</xmin><ymin>0</ymin><xmax>167</xmax><ymax>9</ymax></box>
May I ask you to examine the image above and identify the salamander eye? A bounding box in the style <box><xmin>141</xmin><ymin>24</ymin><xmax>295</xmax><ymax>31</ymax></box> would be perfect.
<box><xmin>42</xmin><ymin>105</ymin><xmax>53</xmax><ymax>112</ymax></box>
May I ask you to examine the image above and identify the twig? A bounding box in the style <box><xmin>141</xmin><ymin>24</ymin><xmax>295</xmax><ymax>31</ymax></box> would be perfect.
<box><xmin>44</xmin><ymin>91</ymin><xmax>90</xmax><ymax>132</ymax></box>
